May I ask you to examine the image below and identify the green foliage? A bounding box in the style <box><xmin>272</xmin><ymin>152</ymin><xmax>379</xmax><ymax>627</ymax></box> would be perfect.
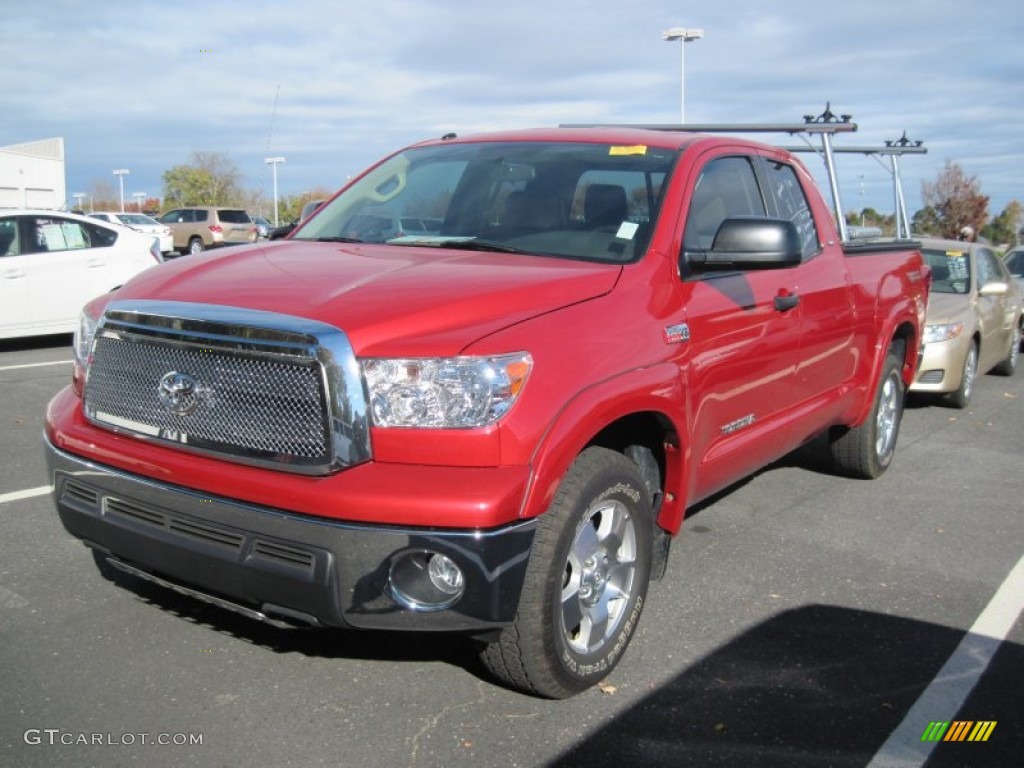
<box><xmin>161</xmin><ymin>151</ymin><xmax>243</xmax><ymax>208</ymax></box>
<box><xmin>981</xmin><ymin>201</ymin><xmax>1022</xmax><ymax>248</ymax></box>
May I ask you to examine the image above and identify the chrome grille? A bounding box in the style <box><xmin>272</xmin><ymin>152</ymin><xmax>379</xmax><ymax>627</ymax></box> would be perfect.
<box><xmin>82</xmin><ymin>300</ymin><xmax>371</xmax><ymax>474</ymax></box>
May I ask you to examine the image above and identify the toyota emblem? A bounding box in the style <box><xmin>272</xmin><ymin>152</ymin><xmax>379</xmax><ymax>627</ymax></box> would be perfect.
<box><xmin>157</xmin><ymin>371</ymin><xmax>202</xmax><ymax>416</ymax></box>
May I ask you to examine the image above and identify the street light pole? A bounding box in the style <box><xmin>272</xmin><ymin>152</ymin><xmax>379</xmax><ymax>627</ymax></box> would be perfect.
<box><xmin>264</xmin><ymin>156</ymin><xmax>285</xmax><ymax>227</ymax></box>
<box><xmin>133</xmin><ymin>192</ymin><xmax>147</xmax><ymax>212</ymax></box>
<box><xmin>73</xmin><ymin>192</ymin><xmax>86</xmax><ymax>211</ymax></box>
<box><xmin>113</xmin><ymin>169</ymin><xmax>130</xmax><ymax>213</ymax></box>
<box><xmin>662</xmin><ymin>27</ymin><xmax>704</xmax><ymax>123</ymax></box>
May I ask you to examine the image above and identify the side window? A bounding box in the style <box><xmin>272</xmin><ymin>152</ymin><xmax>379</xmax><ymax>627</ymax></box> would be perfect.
<box><xmin>764</xmin><ymin>161</ymin><xmax>819</xmax><ymax>259</ymax></box>
<box><xmin>193</xmin><ymin>209</ymin><xmax>208</xmax><ymax>223</ymax></box>
<box><xmin>26</xmin><ymin>216</ymin><xmax>91</xmax><ymax>253</ymax></box>
<box><xmin>683</xmin><ymin>156</ymin><xmax>765</xmax><ymax>253</ymax></box>
<box><xmin>977</xmin><ymin>249</ymin><xmax>1003</xmax><ymax>287</ymax></box>
<box><xmin>0</xmin><ymin>218</ymin><xmax>20</xmax><ymax>256</ymax></box>
<box><xmin>83</xmin><ymin>221</ymin><xmax>118</xmax><ymax>248</ymax></box>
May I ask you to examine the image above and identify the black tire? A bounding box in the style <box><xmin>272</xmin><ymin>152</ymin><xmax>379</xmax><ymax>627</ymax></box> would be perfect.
<box><xmin>480</xmin><ymin>447</ymin><xmax>653</xmax><ymax>698</ymax></box>
<box><xmin>831</xmin><ymin>344</ymin><xmax>905</xmax><ymax>479</ymax></box>
<box><xmin>188</xmin><ymin>237</ymin><xmax>204</xmax><ymax>256</ymax></box>
<box><xmin>992</xmin><ymin>323</ymin><xmax>1020</xmax><ymax>377</ymax></box>
<box><xmin>947</xmin><ymin>341</ymin><xmax>978</xmax><ymax>409</ymax></box>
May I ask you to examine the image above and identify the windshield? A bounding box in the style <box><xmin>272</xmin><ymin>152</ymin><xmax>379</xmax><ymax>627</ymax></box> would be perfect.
<box><xmin>293</xmin><ymin>140</ymin><xmax>679</xmax><ymax>263</ymax></box>
<box><xmin>923</xmin><ymin>247</ymin><xmax>971</xmax><ymax>295</ymax></box>
<box><xmin>118</xmin><ymin>214</ymin><xmax>159</xmax><ymax>226</ymax></box>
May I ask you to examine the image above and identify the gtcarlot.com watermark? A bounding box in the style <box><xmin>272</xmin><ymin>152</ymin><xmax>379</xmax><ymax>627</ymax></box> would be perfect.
<box><xmin>24</xmin><ymin>729</ymin><xmax>203</xmax><ymax>747</ymax></box>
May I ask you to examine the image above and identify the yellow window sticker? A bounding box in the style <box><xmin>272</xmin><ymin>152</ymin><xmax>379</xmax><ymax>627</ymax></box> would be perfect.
<box><xmin>609</xmin><ymin>145</ymin><xmax>648</xmax><ymax>156</ymax></box>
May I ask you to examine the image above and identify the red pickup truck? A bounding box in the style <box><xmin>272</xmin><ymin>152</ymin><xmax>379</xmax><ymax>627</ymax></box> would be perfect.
<box><xmin>45</xmin><ymin>124</ymin><xmax>928</xmax><ymax>698</ymax></box>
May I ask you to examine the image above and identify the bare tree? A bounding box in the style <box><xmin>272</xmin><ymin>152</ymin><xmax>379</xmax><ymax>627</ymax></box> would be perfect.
<box><xmin>920</xmin><ymin>160</ymin><xmax>989</xmax><ymax>240</ymax></box>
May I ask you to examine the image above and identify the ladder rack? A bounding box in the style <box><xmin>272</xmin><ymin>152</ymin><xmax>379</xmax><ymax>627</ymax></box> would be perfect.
<box><xmin>781</xmin><ymin>132</ymin><xmax>927</xmax><ymax>240</ymax></box>
<box><xmin>563</xmin><ymin>104</ymin><xmax>902</xmax><ymax>244</ymax></box>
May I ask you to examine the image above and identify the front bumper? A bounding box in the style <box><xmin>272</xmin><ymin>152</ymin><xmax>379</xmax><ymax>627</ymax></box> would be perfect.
<box><xmin>910</xmin><ymin>337</ymin><xmax>969</xmax><ymax>394</ymax></box>
<box><xmin>45</xmin><ymin>438</ymin><xmax>536</xmax><ymax>633</ymax></box>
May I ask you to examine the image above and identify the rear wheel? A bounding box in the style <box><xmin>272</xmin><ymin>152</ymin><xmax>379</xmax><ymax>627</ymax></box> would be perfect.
<box><xmin>188</xmin><ymin>237</ymin><xmax>204</xmax><ymax>256</ymax></box>
<box><xmin>831</xmin><ymin>344</ymin><xmax>905</xmax><ymax>478</ymax></box>
<box><xmin>480</xmin><ymin>447</ymin><xmax>653</xmax><ymax>698</ymax></box>
<box><xmin>948</xmin><ymin>341</ymin><xmax>978</xmax><ymax>409</ymax></box>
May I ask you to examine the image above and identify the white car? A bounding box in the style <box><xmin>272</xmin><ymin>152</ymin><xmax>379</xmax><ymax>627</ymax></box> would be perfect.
<box><xmin>0</xmin><ymin>209</ymin><xmax>163</xmax><ymax>339</ymax></box>
<box><xmin>89</xmin><ymin>211</ymin><xmax>174</xmax><ymax>255</ymax></box>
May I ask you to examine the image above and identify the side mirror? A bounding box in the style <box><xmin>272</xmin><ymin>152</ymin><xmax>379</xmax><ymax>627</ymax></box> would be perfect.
<box><xmin>979</xmin><ymin>281</ymin><xmax>1008</xmax><ymax>297</ymax></box>
<box><xmin>685</xmin><ymin>216</ymin><xmax>803</xmax><ymax>272</ymax></box>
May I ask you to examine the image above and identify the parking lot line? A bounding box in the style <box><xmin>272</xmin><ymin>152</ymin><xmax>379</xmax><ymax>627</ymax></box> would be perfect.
<box><xmin>0</xmin><ymin>486</ymin><xmax>52</xmax><ymax>505</ymax></box>
<box><xmin>866</xmin><ymin>553</ymin><xmax>1024</xmax><ymax>767</ymax></box>
<box><xmin>0</xmin><ymin>360</ymin><xmax>72</xmax><ymax>372</ymax></box>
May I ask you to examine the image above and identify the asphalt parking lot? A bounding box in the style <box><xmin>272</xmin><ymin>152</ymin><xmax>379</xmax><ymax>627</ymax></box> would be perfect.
<box><xmin>1</xmin><ymin>334</ymin><xmax>1021</xmax><ymax>768</ymax></box>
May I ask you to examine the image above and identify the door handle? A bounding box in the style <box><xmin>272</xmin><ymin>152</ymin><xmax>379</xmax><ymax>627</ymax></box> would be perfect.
<box><xmin>774</xmin><ymin>293</ymin><xmax>800</xmax><ymax>312</ymax></box>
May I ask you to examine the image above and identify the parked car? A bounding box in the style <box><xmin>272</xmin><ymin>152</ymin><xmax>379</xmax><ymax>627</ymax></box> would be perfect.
<box><xmin>253</xmin><ymin>216</ymin><xmax>272</xmax><ymax>239</ymax></box>
<box><xmin>158</xmin><ymin>207</ymin><xmax>257</xmax><ymax>255</ymax></box>
<box><xmin>89</xmin><ymin>211</ymin><xmax>173</xmax><ymax>255</ymax></box>
<box><xmin>911</xmin><ymin>237</ymin><xmax>1022</xmax><ymax>407</ymax></box>
<box><xmin>268</xmin><ymin>199</ymin><xmax>328</xmax><ymax>240</ymax></box>
<box><xmin>0</xmin><ymin>209</ymin><xmax>161</xmax><ymax>339</ymax></box>
<box><xmin>1003</xmin><ymin>246</ymin><xmax>1024</xmax><ymax>295</ymax></box>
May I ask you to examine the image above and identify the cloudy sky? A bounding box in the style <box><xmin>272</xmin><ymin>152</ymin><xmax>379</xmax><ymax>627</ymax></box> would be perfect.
<box><xmin>3</xmin><ymin>0</ymin><xmax>1022</xmax><ymax>218</ymax></box>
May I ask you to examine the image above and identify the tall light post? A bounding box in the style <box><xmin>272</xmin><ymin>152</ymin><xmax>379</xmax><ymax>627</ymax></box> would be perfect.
<box><xmin>133</xmin><ymin>192</ymin><xmax>147</xmax><ymax>212</ymax></box>
<box><xmin>265</xmin><ymin>156</ymin><xmax>285</xmax><ymax>226</ymax></box>
<box><xmin>113</xmin><ymin>168</ymin><xmax>130</xmax><ymax>212</ymax></box>
<box><xmin>73</xmin><ymin>192</ymin><xmax>86</xmax><ymax>211</ymax></box>
<box><xmin>662</xmin><ymin>27</ymin><xmax>704</xmax><ymax>123</ymax></box>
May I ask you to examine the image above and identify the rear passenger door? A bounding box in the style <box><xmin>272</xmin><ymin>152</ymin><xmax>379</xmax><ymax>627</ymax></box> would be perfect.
<box><xmin>673</xmin><ymin>150</ymin><xmax>804</xmax><ymax>500</ymax></box>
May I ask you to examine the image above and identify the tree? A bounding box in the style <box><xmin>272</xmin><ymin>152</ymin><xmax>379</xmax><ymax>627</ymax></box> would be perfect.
<box><xmin>920</xmin><ymin>160</ymin><xmax>988</xmax><ymax>239</ymax></box>
<box><xmin>981</xmin><ymin>201</ymin><xmax>1022</xmax><ymax>248</ymax></box>
<box><xmin>161</xmin><ymin>151</ymin><xmax>243</xmax><ymax>208</ymax></box>
<box><xmin>912</xmin><ymin>206</ymin><xmax>941</xmax><ymax>236</ymax></box>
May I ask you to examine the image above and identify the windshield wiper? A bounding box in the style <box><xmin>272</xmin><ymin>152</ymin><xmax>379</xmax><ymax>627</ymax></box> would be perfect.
<box><xmin>295</xmin><ymin>236</ymin><xmax>364</xmax><ymax>243</ymax></box>
<box><xmin>435</xmin><ymin>239</ymin><xmax>526</xmax><ymax>254</ymax></box>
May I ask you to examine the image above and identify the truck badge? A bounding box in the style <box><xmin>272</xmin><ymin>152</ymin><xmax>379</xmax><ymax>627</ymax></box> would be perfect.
<box><xmin>664</xmin><ymin>323</ymin><xmax>690</xmax><ymax>344</ymax></box>
<box><xmin>157</xmin><ymin>371</ymin><xmax>202</xmax><ymax>416</ymax></box>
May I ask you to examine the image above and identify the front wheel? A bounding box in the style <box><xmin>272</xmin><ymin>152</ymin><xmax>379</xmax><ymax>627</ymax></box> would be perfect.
<box><xmin>830</xmin><ymin>344</ymin><xmax>905</xmax><ymax>479</ymax></box>
<box><xmin>947</xmin><ymin>341</ymin><xmax>978</xmax><ymax>409</ymax></box>
<box><xmin>992</xmin><ymin>323</ymin><xmax>1020</xmax><ymax>377</ymax></box>
<box><xmin>480</xmin><ymin>447</ymin><xmax>653</xmax><ymax>698</ymax></box>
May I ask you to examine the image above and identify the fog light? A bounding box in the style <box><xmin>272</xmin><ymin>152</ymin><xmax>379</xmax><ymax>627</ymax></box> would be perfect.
<box><xmin>388</xmin><ymin>551</ymin><xmax>465</xmax><ymax>612</ymax></box>
<box><xmin>428</xmin><ymin>553</ymin><xmax>464</xmax><ymax>595</ymax></box>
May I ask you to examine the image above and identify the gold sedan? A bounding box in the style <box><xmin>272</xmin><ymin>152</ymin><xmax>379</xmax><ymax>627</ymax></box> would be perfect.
<box><xmin>912</xmin><ymin>237</ymin><xmax>1022</xmax><ymax>408</ymax></box>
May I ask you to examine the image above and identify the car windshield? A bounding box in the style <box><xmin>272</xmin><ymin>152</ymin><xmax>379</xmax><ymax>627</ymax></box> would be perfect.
<box><xmin>292</xmin><ymin>140</ymin><xmax>679</xmax><ymax>264</ymax></box>
<box><xmin>118</xmin><ymin>214</ymin><xmax>159</xmax><ymax>226</ymax></box>
<box><xmin>923</xmin><ymin>247</ymin><xmax>972</xmax><ymax>295</ymax></box>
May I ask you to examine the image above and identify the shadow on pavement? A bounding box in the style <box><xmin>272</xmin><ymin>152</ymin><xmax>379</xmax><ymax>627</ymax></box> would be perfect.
<box><xmin>550</xmin><ymin>604</ymin><xmax>1021</xmax><ymax>768</ymax></box>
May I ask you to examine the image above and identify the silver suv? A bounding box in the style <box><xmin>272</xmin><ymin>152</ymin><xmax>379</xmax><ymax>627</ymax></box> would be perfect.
<box><xmin>159</xmin><ymin>207</ymin><xmax>256</xmax><ymax>255</ymax></box>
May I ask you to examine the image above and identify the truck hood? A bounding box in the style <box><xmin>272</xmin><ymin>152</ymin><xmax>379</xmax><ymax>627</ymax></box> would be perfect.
<box><xmin>115</xmin><ymin>241</ymin><xmax>621</xmax><ymax>355</ymax></box>
<box><xmin>924</xmin><ymin>292</ymin><xmax>972</xmax><ymax>326</ymax></box>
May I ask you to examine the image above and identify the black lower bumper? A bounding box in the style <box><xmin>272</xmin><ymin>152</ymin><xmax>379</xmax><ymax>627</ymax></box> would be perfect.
<box><xmin>45</xmin><ymin>438</ymin><xmax>536</xmax><ymax>633</ymax></box>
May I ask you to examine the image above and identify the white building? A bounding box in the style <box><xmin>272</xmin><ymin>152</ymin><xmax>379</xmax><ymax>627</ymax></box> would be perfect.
<box><xmin>0</xmin><ymin>138</ymin><xmax>66</xmax><ymax>209</ymax></box>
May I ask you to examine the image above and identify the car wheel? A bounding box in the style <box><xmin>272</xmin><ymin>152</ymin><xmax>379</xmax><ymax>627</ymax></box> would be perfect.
<box><xmin>188</xmin><ymin>237</ymin><xmax>204</xmax><ymax>256</ymax></box>
<box><xmin>480</xmin><ymin>447</ymin><xmax>653</xmax><ymax>698</ymax></box>
<box><xmin>830</xmin><ymin>342</ymin><xmax>905</xmax><ymax>478</ymax></box>
<box><xmin>948</xmin><ymin>341</ymin><xmax>978</xmax><ymax>409</ymax></box>
<box><xmin>992</xmin><ymin>323</ymin><xmax>1020</xmax><ymax>376</ymax></box>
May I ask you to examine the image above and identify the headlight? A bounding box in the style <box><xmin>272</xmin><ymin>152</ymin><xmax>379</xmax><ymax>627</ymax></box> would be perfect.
<box><xmin>362</xmin><ymin>353</ymin><xmax>531</xmax><ymax>428</ymax></box>
<box><xmin>73</xmin><ymin>309</ymin><xmax>100</xmax><ymax>368</ymax></box>
<box><xmin>923</xmin><ymin>322</ymin><xmax>964</xmax><ymax>344</ymax></box>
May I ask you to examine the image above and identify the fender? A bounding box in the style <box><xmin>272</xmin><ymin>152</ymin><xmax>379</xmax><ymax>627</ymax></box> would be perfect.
<box><xmin>850</xmin><ymin>307</ymin><xmax>920</xmax><ymax>429</ymax></box>
<box><xmin>519</xmin><ymin>361</ymin><xmax>689</xmax><ymax>534</ymax></box>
